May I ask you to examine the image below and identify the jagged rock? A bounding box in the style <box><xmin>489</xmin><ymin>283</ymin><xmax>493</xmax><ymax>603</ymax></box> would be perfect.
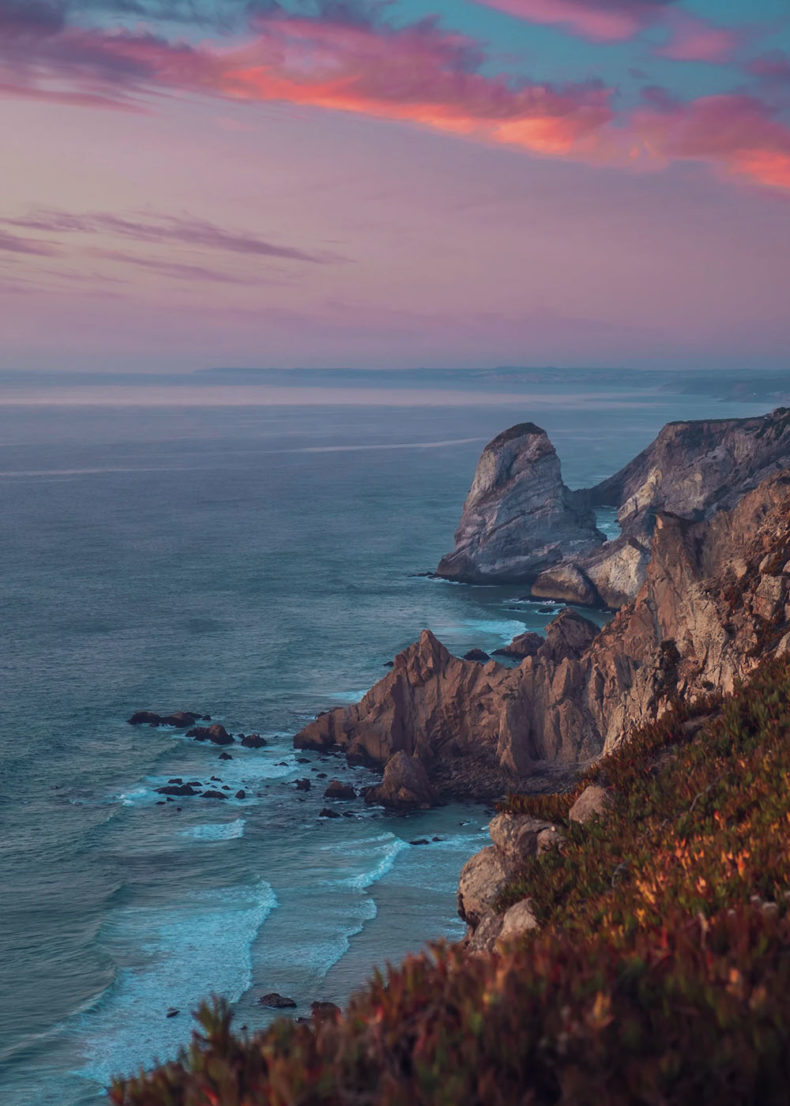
<box><xmin>463</xmin><ymin>648</ymin><xmax>491</xmax><ymax>662</ymax></box>
<box><xmin>498</xmin><ymin>899</ymin><xmax>539</xmax><ymax>943</ymax></box>
<box><xmin>258</xmin><ymin>992</ymin><xmax>296</xmax><ymax>1009</ymax></box>
<box><xmin>539</xmin><ymin>609</ymin><xmax>599</xmax><ymax>663</ymax></box>
<box><xmin>592</xmin><ymin>408</ymin><xmax>790</xmax><ymax>538</ymax></box>
<box><xmin>365</xmin><ymin>751</ymin><xmax>433</xmax><ymax>810</ymax></box>
<box><xmin>493</xmin><ymin>632</ymin><xmax>543</xmax><ymax>659</ymax></box>
<box><xmin>488</xmin><ymin>813</ymin><xmax>554</xmax><ymax>862</ymax></box>
<box><xmin>187</xmin><ymin>724</ymin><xmax>233</xmax><ymax>745</ymax></box>
<box><xmin>436</xmin><ymin>423</ymin><xmax>603</xmax><ymax>583</ymax></box>
<box><xmin>295</xmin><ymin>469</ymin><xmax>790</xmax><ymax>802</ymax></box>
<box><xmin>457</xmin><ymin>846</ymin><xmax>518</xmax><ymax>928</ymax></box>
<box><xmin>323</xmin><ymin>780</ymin><xmax>356</xmax><ymax>800</ymax></box>
<box><xmin>569</xmin><ymin>784</ymin><xmax>612</xmax><ymax>824</ymax></box>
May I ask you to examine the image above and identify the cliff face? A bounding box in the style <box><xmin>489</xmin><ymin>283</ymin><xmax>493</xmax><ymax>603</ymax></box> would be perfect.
<box><xmin>295</xmin><ymin>474</ymin><xmax>790</xmax><ymax>799</ymax></box>
<box><xmin>435</xmin><ymin>423</ymin><xmax>603</xmax><ymax>583</ymax></box>
<box><xmin>534</xmin><ymin>407</ymin><xmax>790</xmax><ymax>608</ymax></box>
<box><xmin>439</xmin><ymin>407</ymin><xmax>790</xmax><ymax>606</ymax></box>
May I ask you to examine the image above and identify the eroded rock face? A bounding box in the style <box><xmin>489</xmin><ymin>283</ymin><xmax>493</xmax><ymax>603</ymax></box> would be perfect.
<box><xmin>294</xmin><ymin>474</ymin><xmax>790</xmax><ymax>799</ymax></box>
<box><xmin>538</xmin><ymin>408</ymin><xmax>790</xmax><ymax>609</ymax></box>
<box><xmin>436</xmin><ymin>423</ymin><xmax>603</xmax><ymax>583</ymax></box>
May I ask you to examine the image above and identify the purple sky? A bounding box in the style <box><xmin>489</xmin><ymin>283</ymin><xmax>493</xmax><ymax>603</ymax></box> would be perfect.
<box><xmin>1</xmin><ymin>0</ymin><xmax>789</xmax><ymax>372</ymax></box>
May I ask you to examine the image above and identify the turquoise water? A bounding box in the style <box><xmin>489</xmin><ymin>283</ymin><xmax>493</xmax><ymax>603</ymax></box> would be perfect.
<box><xmin>0</xmin><ymin>374</ymin><xmax>779</xmax><ymax>1104</ymax></box>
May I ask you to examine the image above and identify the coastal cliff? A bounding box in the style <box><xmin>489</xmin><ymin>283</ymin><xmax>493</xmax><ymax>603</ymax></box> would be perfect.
<box><xmin>296</xmin><ymin>470</ymin><xmax>790</xmax><ymax>800</ymax></box>
<box><xmin>439</xmin><ymin>407</ymin><xmax>790</xmax><ymax>608</ymax></box>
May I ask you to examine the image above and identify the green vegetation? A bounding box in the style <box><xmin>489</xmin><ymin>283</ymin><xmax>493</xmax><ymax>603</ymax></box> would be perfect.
<box><xmin>111</xmin><ymin>657</ymin><xmax>790</xmax><ymax>1105</ymax></box>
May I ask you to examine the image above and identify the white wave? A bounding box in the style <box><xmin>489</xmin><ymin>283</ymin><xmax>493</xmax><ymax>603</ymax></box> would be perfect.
<box><xmin>69</xmin><ymin>879</ymin><xmax>277</xmax><ymax>1087</ymax></box>
<box><xmin>319</xmin><ymin>833</ymin><xmax>409</xmax><ymax>892</ymax></box>
<box><xmin>184</xmin><ymin>819</ymin><xmax>246</xmax><ymax>842</ymax></box>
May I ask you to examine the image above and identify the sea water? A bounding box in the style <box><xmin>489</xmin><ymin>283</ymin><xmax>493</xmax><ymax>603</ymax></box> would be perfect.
<box><xmin>0</xmin><ymin>369</ymin><xmax>782</xmax><ymax>1104</ymax></box>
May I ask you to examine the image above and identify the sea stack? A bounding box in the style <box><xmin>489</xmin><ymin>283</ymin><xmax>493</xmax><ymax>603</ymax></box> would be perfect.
<box><xmin>435</xmin><ymin>423</ymin><xmax>603</xmax><ymax>583</ymax></box>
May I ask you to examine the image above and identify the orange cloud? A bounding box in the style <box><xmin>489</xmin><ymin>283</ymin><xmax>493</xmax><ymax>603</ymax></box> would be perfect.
<box><xmin>2</xmin><ymin>11</ymin><xmax>790</xmax><ymax>194</ymax></box>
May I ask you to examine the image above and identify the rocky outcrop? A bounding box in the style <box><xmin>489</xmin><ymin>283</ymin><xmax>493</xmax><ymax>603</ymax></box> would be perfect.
<box><xmin>459</xmin><ymin>810</ymin><xmax>561</xmax><ymax>952</ymax></box>
<box><xmin>436</xmin><ymin>423</ymin><xmax>603</xmax><ymax>583</ymax></box>
<box><xmin>294</xmin><ymin>473</ymin><xmax>790</xmax><ymax>797</ymax></box>
<box><xmin>535</xmin><ymin>407</ymin><xmax>790</xmax><ymax>608</ymax></box>
<box><xmin>439</xmin><ymin>408</ymin><xmax>790</xmax><ymax>607</ymax></box>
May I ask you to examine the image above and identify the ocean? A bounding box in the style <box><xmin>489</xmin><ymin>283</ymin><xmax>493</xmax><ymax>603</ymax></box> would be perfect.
<box><xmin>0</xmin><ymin>368</ymin><xmax>784</xmax><ymax>1104</ymax></box>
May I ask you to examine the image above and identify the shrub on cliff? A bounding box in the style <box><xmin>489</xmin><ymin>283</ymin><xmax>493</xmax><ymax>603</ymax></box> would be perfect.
<box><xmin>111</xmin><ymin>657</ymin><xmax>790</xmax><ymax>1106</ymax></box>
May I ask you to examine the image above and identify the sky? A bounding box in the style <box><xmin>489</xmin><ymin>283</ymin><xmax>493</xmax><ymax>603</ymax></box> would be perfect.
<box><xmin>1</xmin><ymin>0</ymin><xmax>789</xmax><ymax>373</ymax></box>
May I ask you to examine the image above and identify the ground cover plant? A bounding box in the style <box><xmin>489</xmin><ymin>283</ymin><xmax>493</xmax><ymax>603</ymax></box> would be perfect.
<box><xmin>111</xmin><ymin>656</ymin><xmax>790</xmax><ymax>1106</ymax></box>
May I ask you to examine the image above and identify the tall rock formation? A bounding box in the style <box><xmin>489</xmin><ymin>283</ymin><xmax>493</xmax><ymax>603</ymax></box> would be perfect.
<box><xmin>435</xmin><ymin>423</ymin><xmax>603</xmax><ymax>583</ymax></box>
<box><xmin>295</xmin><ymin>474</ymin><xmax>790</xmax><ymax>801</ymax></box>
<box><xmin>439</xmin><ymin>408</ymin><xmax>790</xmax><ymax>606</ymax></box>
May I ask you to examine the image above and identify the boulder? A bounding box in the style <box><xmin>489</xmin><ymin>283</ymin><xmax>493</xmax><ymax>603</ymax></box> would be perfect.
<box><xmin>319</xmin><ymin>807</ymin><xmax>341</xmax><ymax>818</ymax></box>
<box><xmin>323</xmin><ymin>780</ymin><xmax>356</xmax><ymax>801</ymax></box>
<box><xmin>156</xmin><ymin>784</ymin><xmax>198</xmax><ymax>797</ymax></box>
<box><xmin>295</xmin><ymin>778</ymin><xmax>311</xmax><ymax>791</ymax></box>
<box><xmin>364</xmin><ymin>751</ymin><xmax>433</xmax><ymax>810</ymax></box>
<box><xmin>532</xmin><ymin>562</ymin><xmax>599</xmax><ymax>607</ymax></box>
<box><xmin>463</xmin><ymin>648</ymin><xmax>491</xmax><ymax>663</ymax></box>
<box><xmin>569</xmin><ymin>784</ymin><xmax>612</xmax><ymax>825</ymax></box>
<box><xmin>201</xmin><ymin>789</ymin><xmax>228</xmax><ymax>800</ymax></box>
<box><xmin>465</xmin><ymin>912</ymin><xmax>504</xmax><ymax>954</ymax></box>
<box><xmin>488</xmin><ymin>813</ymin><xmax>554</xmax><ymax>862</ymax></box>
<box><xmin>498</xmin><ymin>898</ymin><xmax>539</xmax><ymax>942</ymax></box>
<box><xmin>457</xmin><ymin>846</ymin><xmax>517</xmax><ymax>928</ymax></box>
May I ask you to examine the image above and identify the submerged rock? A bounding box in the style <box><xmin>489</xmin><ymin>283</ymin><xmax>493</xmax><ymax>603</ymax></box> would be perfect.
<box><xmin>323</xmin><ymin>780</ymin><xmax>356</xmax><ymax>800</ymax></box>
<box><xmin>258</xmin><ymin>992</ymin><xmax>297</xmax><ymax>1009</ymax></box>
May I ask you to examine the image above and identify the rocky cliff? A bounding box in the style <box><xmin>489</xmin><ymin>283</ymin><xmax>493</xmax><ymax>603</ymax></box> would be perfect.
<box><xmin>435</xmin><ymin>423</ymin><xmax>603</xmax><ymax>583</ymax></box>
<box><xmin>295</xmin><ymin>472</ymin><xmax>790</xmax><ymax>801</ymax></box>
<box><xmin>439</xmin><ymin>408</ymin><xmax>790</xmax><ymax>607</ymax></box>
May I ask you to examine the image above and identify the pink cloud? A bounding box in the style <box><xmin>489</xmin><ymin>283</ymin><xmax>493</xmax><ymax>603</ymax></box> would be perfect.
<box><xmin>0</xmin><ymin>16</ymin><xmax>615</xmax><ymax>158</ymax></box>
<box><xmin>2</xmin><ymin>8</ymin><xmax>790</xmax><ymax>197</ymax></box>
<box><xmin>657</xmin><ymin>11</ymin><xmax>740</xmax><ymax>63</ymax></box>
<box><xmin>475</xmin><ymin>0</ymin><xmax>661</xmax><ymax>42</ymax></box>
<box><xmin>633</xmin><ymin>93</ymin><xmax>790</xmax><ymax>190</ymax></box>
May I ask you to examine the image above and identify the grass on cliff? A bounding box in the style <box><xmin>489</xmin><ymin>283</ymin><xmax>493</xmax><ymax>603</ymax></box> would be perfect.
<box><xmin>111</xmin><ymin>656</ymin><xmax>790</xmax><ymax>1106</ymax></box>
